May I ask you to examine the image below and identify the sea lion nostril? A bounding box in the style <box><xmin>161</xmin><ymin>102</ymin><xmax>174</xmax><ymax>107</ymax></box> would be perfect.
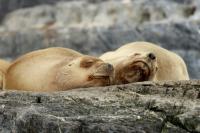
<box><xmin>148</xmin><ymin>53</ymin><xmax>156</xmax><ymax>60</ymax></box>
<box><xmin>107</xmin><ymin>63</ymin><xmax>114</xmax><ymax>71</ymax></box>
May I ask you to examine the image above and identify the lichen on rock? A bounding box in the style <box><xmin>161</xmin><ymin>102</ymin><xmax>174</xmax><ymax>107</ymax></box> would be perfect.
<box><xmin>0</xmin><ymin>80</ymin><xmax>199</xmax><ymax>132</ymax></box>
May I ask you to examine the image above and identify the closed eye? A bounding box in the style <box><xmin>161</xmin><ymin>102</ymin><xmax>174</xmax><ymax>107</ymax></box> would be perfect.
<box><xmin>134</xmin><ymin>53</ymin><xmax>141</xmax><ymax>56</ymax></box>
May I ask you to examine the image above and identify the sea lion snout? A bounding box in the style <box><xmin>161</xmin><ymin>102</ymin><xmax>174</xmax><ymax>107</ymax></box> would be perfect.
<box><xmin>147</xmin><ymin>53</ymin><xmax>156</xmax><ymax>60</ymax></box>
<box><xmin>106</xmin><ymin>63</ymin><xmax>114</xmax><ymax>73</ymax></box>
<box><xmin>89</xmin><ymin>63</ymin><xmax>114</xmax><ymax>85</ymax></box>
<box><xmin>94</xmin><ymin>63</ymin><xmax>114</xmax><ymax>76</ymax></box>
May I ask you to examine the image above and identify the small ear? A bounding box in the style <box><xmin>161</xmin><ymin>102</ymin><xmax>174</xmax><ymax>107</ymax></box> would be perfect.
<box><xmin>80</xmin><ymin>59</ymin><xmax>94</xmax><ymax>68</ymax></box>
<box><xmin>134</xmin><ymin>53</ymin><xmax>141</xmax><ymax>56</ymax></box>
<box><xmin>129</xmin><ymin>53</ymin><xmax>141</xmax><ymax>58</ymax></box>
<box><xmin>68</xmin><ymin>63</ymin><xmax>72</xmax><ymax>66</ymax></box>
<box><xmin>155</xmin><ymin>66</ymin><xmax>158</xmax><ymax>71</ymax></box>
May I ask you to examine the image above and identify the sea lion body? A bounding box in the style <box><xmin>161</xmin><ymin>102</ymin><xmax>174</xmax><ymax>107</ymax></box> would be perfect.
<box><xmin>5</xmin><ymin>47</ymin><xmax>114</xmax><ymax>92</ymax></box>
<box><xmin>0</xmin><ymin>59</ymin><xmax>10</xmax><ymax>89</ymax></box>
<box><xmin>100</xmin><ymin>42</ymin><xmax>189</xmax><ymax>83</ymax></box>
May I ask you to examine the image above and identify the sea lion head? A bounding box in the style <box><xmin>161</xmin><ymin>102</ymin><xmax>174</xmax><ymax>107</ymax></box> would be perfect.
<box><xmin>114</xmin><ymin>52</ymin><xmax>158</xmax><ymax>84</ymax></box>
<box><xmin>56</xmin><ymin>56</ymin><xmax>114</xmax><ymax>90</ymax></box>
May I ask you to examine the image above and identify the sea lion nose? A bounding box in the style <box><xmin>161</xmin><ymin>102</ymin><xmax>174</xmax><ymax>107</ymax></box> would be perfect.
<box><xmin>148</xmin><ymin>53</ymin><xmax>156</xmax><ymax>60</ymax></box>
<box><xmin>106</xmin><ymin>63</ymin><xmax>114</xmax><ymax>72</ymax></box>
<box><xmin>95</xmin><ymin>63</ymin><xmax>114</xmax><ymax>75</ymax></box>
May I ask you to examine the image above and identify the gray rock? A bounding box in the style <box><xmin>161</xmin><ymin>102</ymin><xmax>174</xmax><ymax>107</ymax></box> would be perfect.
<box><xmin>162</xmin><ymin>122</ymin><xmax>188</xmax><ymax>133</ymax></box>
<box><xmin>0</xmin><ymin>80</ymin><xmax>199</xmax><ymax>132</ymax></box>
<box><xmin>0</xmin><ymin>0</ymin><xmax>199</xmax><ymax>132</ymax></box>
<box><xmin>1</xmin><ymin>0</ymin><xmax>199</xmax><ymax>31</ymax></box>
<box><xmin>0</xmin><ymin>0</ymin><xmax>107</xmax><ymax>22</ymax></box>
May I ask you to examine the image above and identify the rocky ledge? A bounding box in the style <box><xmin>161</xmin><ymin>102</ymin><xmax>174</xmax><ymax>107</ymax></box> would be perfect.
<box><xmin>0</xmin><ymin>80</ymin><xmax>199</xmax><ymax>133</ymax></box>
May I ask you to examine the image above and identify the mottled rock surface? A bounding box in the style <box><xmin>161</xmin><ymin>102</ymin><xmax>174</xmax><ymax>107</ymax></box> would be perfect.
<box><xmin>0</xmin><ymin>80</ymin><xmax>199</xmax><ymax>133</ymax></box>
<box><xmin>0</xmin><ymin>0</ymin><xmax>107</xmax><ymax>22</ymax></box>
<box><xmin>1</xmin><ymin>0</ymin><xmax>199</xmax><ymax>30</ymax></box>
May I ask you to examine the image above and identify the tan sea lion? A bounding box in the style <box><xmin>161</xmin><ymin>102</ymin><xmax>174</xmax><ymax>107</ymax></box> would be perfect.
<box><xmin>5</xmin><ymin>47</ymin><xmax>114</xmax><ymax>92</ymax></box>
<box><xmin>0</xmin><ymin>59</ymin><xmax>10</xmax><ymax>89</ymax></box>
<box><xmin>100</xmin><ymin>41</ymin><xmax>189</xmax><ymax>84</ymax></box>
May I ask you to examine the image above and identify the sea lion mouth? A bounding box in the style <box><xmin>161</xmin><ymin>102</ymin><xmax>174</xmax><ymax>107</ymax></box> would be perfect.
<box><xmin>89</xmin><ymin>63</ymin><xmax>114</xmax><ymax>83</ymax></box>
<box><xmin>88</xmin><ymin>73</ymin><xmax>112</xmax><ymax>85</ymax></box>
<box><xmin>92</xmin><ymin>74</ymin><xmax>110</xmax><ymax>79</ymax></box>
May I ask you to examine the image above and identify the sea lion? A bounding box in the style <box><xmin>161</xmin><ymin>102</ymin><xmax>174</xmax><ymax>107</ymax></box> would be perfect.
<box><xmin>5</xmin><ymin>47</ymin><xmax>114</xmax><ymax>92</ymax></box>
<box><xmin>0</xmin><ymin>59</ymin><xmax>10</xmax><ymax>89</ymax></box>
<box><xmin>100</xmin><ymin>41</ymin><xmax>189</xmax><ymax>84</ymax></box>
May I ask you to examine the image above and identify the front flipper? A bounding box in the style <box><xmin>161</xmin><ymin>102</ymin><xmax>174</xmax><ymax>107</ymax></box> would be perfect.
<box><xmin>0</xmin><ymin>71</ymin><xmax>5</xmax><ymax>90</ymax></box>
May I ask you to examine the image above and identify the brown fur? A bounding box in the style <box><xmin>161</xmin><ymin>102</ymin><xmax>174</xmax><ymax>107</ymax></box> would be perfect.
<box><xmin>5</xmin><ymin>47</ymin><xmax>114</xmax><ymax>92</ymax></box>
<box><xmin>0</xmin><ymin>59</ymin><xmax>10</xmax><ymax>89</ymax></box>
<box><xmin>100</xmin><ymin>42</ymin><xmax>189</xmax><ymax>84</ymax></box>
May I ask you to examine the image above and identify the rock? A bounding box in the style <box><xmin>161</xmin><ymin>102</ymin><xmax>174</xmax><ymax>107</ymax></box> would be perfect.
<box><xmin>1</xmin><ymin>0</ymin><xmax>199</xmax><ymax>31</ymax></box>
<box><xmin>0</xmin><ymin>1</ymin><xmax>199</xmax><ymax>132</ymax></box>
<box><xmin>162</xmin><ymin>122</ymin><xmax>188</xmax><ymax>133</ymax></box>
<box><xmin>0</xmin><ymin>80</ymin><xmax>199</xmax><ymax>132</ymax></box>
<box><xmin>0</xmin><ymin>0</ymin><xmax>107</xmax><ymax>22</ymax></box>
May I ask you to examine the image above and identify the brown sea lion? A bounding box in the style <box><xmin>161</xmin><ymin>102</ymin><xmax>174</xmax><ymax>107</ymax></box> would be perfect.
<box><xmin>5</xmin><ymin>47</ymin><xmax>114</xmax><ymax>92</ymax></box>
<box><xmin>100</xmin><ymin>41</ymin><xmax>189</xmax><ymax>84</ymax></box>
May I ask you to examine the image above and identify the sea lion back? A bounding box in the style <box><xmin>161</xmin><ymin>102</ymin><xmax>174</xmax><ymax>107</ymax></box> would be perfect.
<box><xmin>116</xmin><ymin>42</ymin><xmax>189</xmax><ymax>80</ymax></box>
<box><xmin>5</xmin><ymin>47</ymin><xmax>82</xmax><ymax>91</ymax></box>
